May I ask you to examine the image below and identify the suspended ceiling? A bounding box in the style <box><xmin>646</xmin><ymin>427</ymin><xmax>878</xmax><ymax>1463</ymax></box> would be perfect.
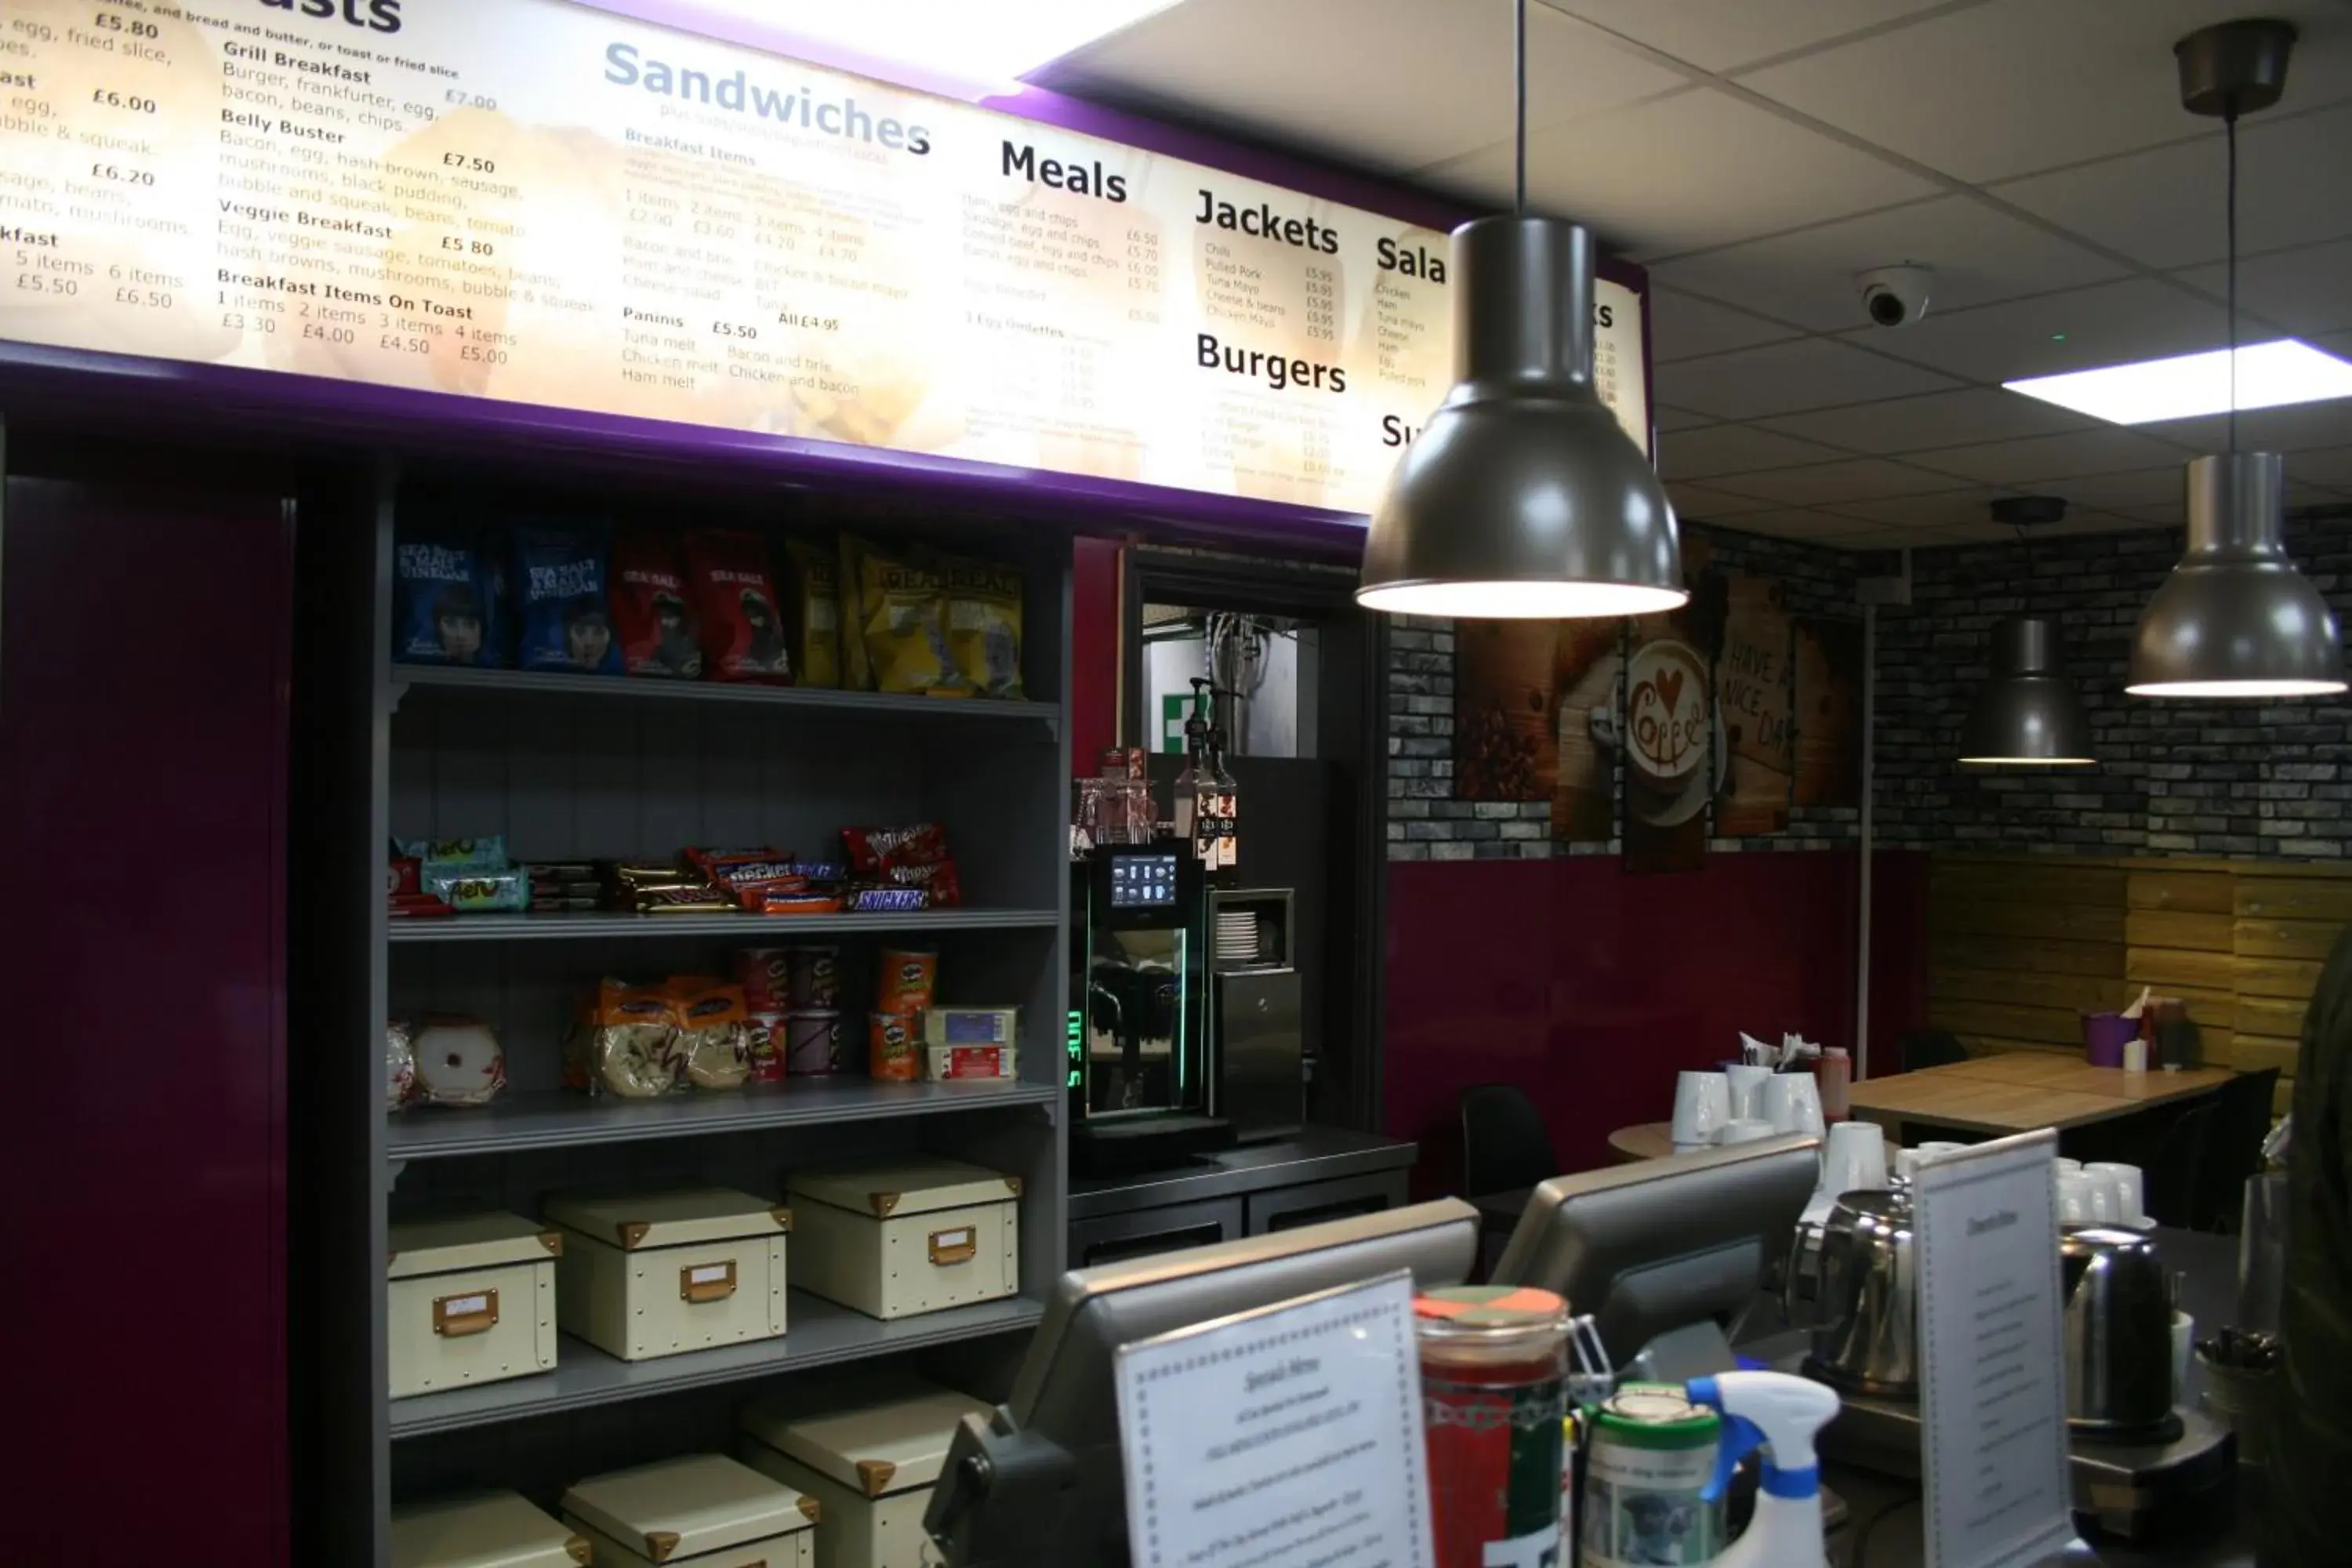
<box><xmin>1044</xmin><ymin>0</ymin><xmax>2352</xmax><ymax>546</ymax></box>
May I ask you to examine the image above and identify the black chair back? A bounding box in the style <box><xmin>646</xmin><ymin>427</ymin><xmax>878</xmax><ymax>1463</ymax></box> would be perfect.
<box><xmin>2143</xmin><ymin>1103</ymin><xmax>2215</xmax><ymax>1229</ymax></box>
<box><xmin>1899</xmin><ymin>1029</ymin><xmax>1969</xmax><ymax>1073</ymax></box>
<box><xmin>2194</xmin><ymin>1067</ymin><xmax>2281</xmax><ymax>1232</ymax></box>
<box><xmin>1459</xmin><ymin>1083</ymin><xmax>1560</xmax><ymax>1200</ymax></box>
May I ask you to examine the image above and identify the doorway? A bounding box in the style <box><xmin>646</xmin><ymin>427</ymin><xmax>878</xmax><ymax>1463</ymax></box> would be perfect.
<box><xmin>1120</xmin><ymin>548</ymin><xmax>1388</xmax><ymax>1132</ymax></box>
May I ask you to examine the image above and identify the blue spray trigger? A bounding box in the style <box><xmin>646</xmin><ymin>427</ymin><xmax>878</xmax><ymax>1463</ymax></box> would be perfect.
<box><xmin>1704</xmin><ymin>1412</ymin><xmax>1766</xmax><ymax>1504</ymax></box>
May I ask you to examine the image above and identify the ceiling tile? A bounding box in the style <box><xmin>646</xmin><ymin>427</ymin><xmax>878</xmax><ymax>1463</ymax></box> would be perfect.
<box><xmin>1654</xmin><ymin>337</ymin><xmax>1961</xmax><ymax>419</ymax></box>
<box><xmin>2036</xmin><ymin>466</ymin><xmax>2187</xmax><ymax>512</ymax></box>
<box><xmin>1736</xmin><ymin>0</ymin><xmax>2352</xmax><ymax>185</ymax></box>
<box><xmin>2141</xmin><ymin>398</ymin><xmax>2352</xmax><ymax>455</ymax></box>
<box><xmin>1042</xmin><ymin>0</ymin><xmax>1689</xmax><ymax>174</ymax></box>
<box><xmin>1656</xmin><ymin>423</ymin><xmax>1849</xmax><ymax>480</ymax></box>
<box><xmin>1821</xmin><ymin>486</ymin><xmax>2017</xmax><ymax>528</ymax></box>
<box><xmin>1706</xmin><ymin>507</ymin><xmax>1885</xmax><ymax>542</ymax></box>
<box><xmin>1647</xmin><ymin>194</ymin><xmax>2127</xmax><ymax>326</ymax></box>
<box><xmin>1910</xmin><ymin>428</ymin><xmax>2199</xmax><ymax>485</ymax></box>
<box><xmin>1994</xmin><ymin>101</ymin><xmax>2352</xmax><ymax>271</ymax></box>
<box><xmin>1667</xmin><ymin>481</ymin><xmax>1781</xmax><ymax>518</ymax></box>
<box><xmin>2292</xmin><ymin>447</ymin><xmax>2352</xmax><ymax>488</ymax></box>
<box><xmin>2173</xmin><ymin>239</ymin><xmax>2352</xmax><ymax>339</ymax></box>
<box><xmin>1653</xmin><ymin>403</ymin><xmax>1721</xmax><ymax>433</ymax></box>
<box><xmin>1709</xmin><ymin>457</ymin><xmax>1972</xmax><ymax>506</ymax></box>
<box><xmin>1649</xmin><ymin>289</ymin><xmax>1806</xmax><ymax>361</ymax></box>
<box><xmin>1757</xmin><ymin>387</ymin><xmax>2095</xmax><ymax>453</ymax></box>
<box><xmin>1425</xmin><ymin>84</ymin><xmax>1940</xmax><ymax>253</ymax></box>
<box><xmin>1851</xmin><ymin>278</ymin><xmax>2226</xmax><ymax>384</ymax></box>
<box><xmin>1538</xmin><ymin>0</ymin><xmax>1961</xmax><ymax>74</ymax></box>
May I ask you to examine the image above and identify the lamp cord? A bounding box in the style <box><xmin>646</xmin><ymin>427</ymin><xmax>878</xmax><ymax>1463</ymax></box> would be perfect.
<box><xmin>2226</xmin><ymin>107</ymin><xmax>2240</xmax><ymax>453</ymax></box>
<box><xmin>1514</xmin><ymin>0</ymin><xmax>1527</xmax><ymax>216</ymax></box>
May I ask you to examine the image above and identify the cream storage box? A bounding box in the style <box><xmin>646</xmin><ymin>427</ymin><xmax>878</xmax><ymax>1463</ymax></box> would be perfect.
<box><xmin>543</xmin><ymin>1188</ymin><xmax>791</xmax><ymax>1362</ymax></box>
<box><xmin>387</xmin><ymin>1212</ymin><xmax>561</xmax><ymax>1399</ymax></box>
<box><xmin>739</xmin><ymin>1381</ymin><xmax>996</xmax><ymax>1568</ymax></box>
<box><xmin>561</xmin><ymin>1454</ymin><xmax>817</xmax><ymax>1568</ymax></box>
<box><xmin>785</xmin><ymin>1156</ymin><xmax>1020</xmax><ymax>1320</ymax></box>
<box><xmin>390</xmin><ymin>1489</ymin><xmax>589</xmax><ymax>1568</ymax></box>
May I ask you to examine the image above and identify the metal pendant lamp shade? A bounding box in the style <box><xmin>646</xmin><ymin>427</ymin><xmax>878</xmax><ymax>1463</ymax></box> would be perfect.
<box><xmin>1356</xmin><ymin>216</ymin><xmax>1686</xmax><ymax>619</ymax></box>
<box><xmin>2126</xmin><ymin>453</ymin><xmax>2345</xmax><ymax>699</ymax></box>
<box><xmin>1960</xmin><ymin>617</ymin><xmax>2095</xmax><ymax>766</ymax></box>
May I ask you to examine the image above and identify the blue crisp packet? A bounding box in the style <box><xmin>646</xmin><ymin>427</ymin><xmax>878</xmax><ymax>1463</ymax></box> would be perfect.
<box><xmin>511</xmin><ymin>524</ymin><xmax>619</xmax><ymax>674</ymax></box>
<box><xmin>392</xmin><ymin>528</ymin><xmax>503</xmax><ymax>666</ymax></box>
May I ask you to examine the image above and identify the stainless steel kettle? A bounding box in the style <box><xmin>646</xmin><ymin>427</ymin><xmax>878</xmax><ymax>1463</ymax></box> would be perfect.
<box><xmin>2061</xmin><ymin>1226</ymin><xmax>2177</xmax><ymax>1441</ymax></box>
<box><xmin>1788</xmin><ymin>1189</ymin><xmax>1918</xmax><ymax>1397</ymax></box>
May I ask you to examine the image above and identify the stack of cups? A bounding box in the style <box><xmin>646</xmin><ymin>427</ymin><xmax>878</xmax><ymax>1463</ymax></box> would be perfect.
<box><xmin>1671</xmin><ymin>1072</ymin><xmax>1732</xmax><ymax>1152</ymax></box>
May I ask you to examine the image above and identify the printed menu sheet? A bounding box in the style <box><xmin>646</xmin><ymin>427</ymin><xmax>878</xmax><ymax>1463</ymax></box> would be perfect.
<box><xmin>1912</xmin><ymin>1131</ymin><xmax>2079</xmax><ymax>1568</ymax></box>
<box><xmin>0</xmin><ymin>0</ymin><xmax>1645</xmax><ymax>514</ymax></box>
<box><xmin>1115</xmin><ymin>1270</ymin><xmax>1434</xmax><ymax>1568</ymax></box>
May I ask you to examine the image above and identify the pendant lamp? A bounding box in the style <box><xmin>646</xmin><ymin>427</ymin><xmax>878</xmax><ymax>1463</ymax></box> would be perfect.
<box><xmin>2127</xmin><ymin>20</ymin><xmax>2345</xmax><ymax>699</ymax></box>
<box><xmin>1356</xmin><ymin>0</ymin><xmax>1683</xmax><ymax>620</ymax></box>
<box><xmin>1960</xmin><ymin>618</ymin><xmax>2096</xmax><ymax>766</ymax></box>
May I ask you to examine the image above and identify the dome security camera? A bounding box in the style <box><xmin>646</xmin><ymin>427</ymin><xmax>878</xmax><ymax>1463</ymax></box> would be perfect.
<box><xmin>1857</xmin><ymin>264</ymin><xmax>1934</xmax><ymax>328</ymax></box>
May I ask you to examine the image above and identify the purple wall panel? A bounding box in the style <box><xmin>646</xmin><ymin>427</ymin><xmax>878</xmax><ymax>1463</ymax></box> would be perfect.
<box><xmin>2</xmin><ymin>477</ymin><xmax>291</xmax><ymax>1563</ymax></box>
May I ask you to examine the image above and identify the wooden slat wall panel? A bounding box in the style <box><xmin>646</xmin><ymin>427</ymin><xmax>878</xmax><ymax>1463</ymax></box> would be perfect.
<box><xmin>2234</xmin><ymin>917</ymin><xmax>2343</xmax><ymax>961</ymax></box>
<box><xmin>1926</xmin><ymin>854</ymin><xmax>2352</xmax><ymax>1105</ymax></box>
<box><xmin>1933</xmin><ymin>899</ymin><xmax>2129</xmax><ymax>943</ymax></box>
<box><xmin>1932</xmin><ymin>934</ymin><xmax>2122</xmax><ymax>978</ymax></box>
<box><xmin>2237</xmin><ymin>878</ymin><xmax>2352</xmax><ymax>924</ymax></box>
<box><xmin>2130</xmin><ymin>870</ymin><xmax>2235</xmax><ymax>913</ymax></box>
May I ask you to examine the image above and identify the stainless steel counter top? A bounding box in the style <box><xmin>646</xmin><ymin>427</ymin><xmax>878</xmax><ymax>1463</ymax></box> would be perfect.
<box><xmin>1066</xmin><ymin>1125</ymin><xmax>1417</xmax><ymax>1220</ymax></box>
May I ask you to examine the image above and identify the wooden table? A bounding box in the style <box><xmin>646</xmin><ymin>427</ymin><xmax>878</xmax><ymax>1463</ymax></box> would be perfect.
<box><xmin>1607</xmin><ymin>1121</ymin><xmax>1677</xmax><ymax>1163</ymax></box>
<box><xmin>1845</xmin><ymin>1056</ymin><xmax>2236</xmax><ymax>1137</ymax></box>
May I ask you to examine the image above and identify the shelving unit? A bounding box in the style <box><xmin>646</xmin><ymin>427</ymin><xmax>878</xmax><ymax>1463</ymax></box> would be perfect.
<box><xmin>305</xmin><ymin>466</ymin><xmax>1075</xmax><ymax>1565</ymax></box>
<box><xmin>389</xmin><ymin>1292</ymin><xmax>1048</xmax><ymax>1438</ymax></box>
<box><xmin>389</xmin><ymin>908</ymin><xmax>1061</xmax><ymax>944</ymax></box>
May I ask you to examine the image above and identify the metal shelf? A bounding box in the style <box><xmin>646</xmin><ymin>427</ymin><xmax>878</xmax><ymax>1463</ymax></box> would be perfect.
<box><xmin>393</xmin><ymin>664</ymin><xmax>1058</xmax><ymax>732</ymax></box>
<box><xmin>389</xmin><ymin>908</ymin><xmax>1062</xmax><ymax>943</ymax></box>
<box><xmin>389</xmin><ymin>1292</ymin><xmax>1045</xmax><ymax>1438</ymax></box>
<box><xmin>389</xmin><ymin>1080</ymin><xmax>1059</xmax><ymax>1161</ymax></box>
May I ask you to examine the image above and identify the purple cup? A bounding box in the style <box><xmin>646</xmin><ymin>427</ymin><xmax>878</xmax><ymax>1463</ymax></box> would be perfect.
<box><xmin>2082</xmin><ymin>1011</ymin><xmax>2136</xmax><ymax>1068</ymax></box>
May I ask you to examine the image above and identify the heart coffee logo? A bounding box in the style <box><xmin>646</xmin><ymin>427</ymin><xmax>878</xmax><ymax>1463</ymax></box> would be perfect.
<box><xmin>1653</xmin><ymin>668</ymin><xmax>1685</xmax><ymax>716</ymax></box>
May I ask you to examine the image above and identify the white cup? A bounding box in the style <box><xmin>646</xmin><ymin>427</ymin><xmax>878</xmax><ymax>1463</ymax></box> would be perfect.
<box><xmin>1822</xmin><ymin>1123</ymin><xmax>1889</xmax><ymax>1202</ymax></box>
<box><xmin>1719</xmin><ymin>1117</ymin><xmax>1777</xmax><ymax>1146</ymax></box>
<box><xmin>2079</xmin><ymin>1168</ymin><xmax>2123</xmax><ymax>1225</ymax></box>
<box><xmin>2088</xmin><ymin>1162</ymin><xmax>2147</xmax><ymax>1228</ymax></box>
<box><xmin>1764</xmin><ymin>1073</ymin><xmax>1826</xmax><ymax>1138</ymax></box>
<box><xmin>1726</xmin><ymin>1063</ymin><xmax>1773</xmax><ymax>1121</ymax></box>
<box><xmin>1672</xmin><ymin>1072</ymin><xmax>1733</xmax><ymax>1148</ymax></box>
<box><xmin>2058</xmin><ymin>1172</ymin><xmax>2095</xmax><ymax>1225</ymax></box>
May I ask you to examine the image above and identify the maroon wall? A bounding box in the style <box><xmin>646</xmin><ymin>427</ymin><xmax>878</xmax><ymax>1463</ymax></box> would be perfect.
<box><xmin>1383</xmin><ymin>849</ymin><xmax>1929</xmax><ymax>1193</ymax></box>
<box><xmin>2</xmin><ymin>475</ymin><xmax>292</xmax><ymax>1562</ymax></box>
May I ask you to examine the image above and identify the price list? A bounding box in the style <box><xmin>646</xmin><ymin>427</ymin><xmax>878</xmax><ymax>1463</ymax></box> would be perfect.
<box><xmin>0</xmin><ymin>0</ymin><xmax>1646</xmax><ymax>514</ymax></box>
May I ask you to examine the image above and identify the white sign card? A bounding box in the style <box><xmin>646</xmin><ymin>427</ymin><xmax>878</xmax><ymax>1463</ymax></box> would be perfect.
<box><xmin>1114</xmin><ymin>1269</ymin><xmax>1435</xmax><ymax>1568</ymax></box>
<box><xmin>1912</xmin><ymin>1131</ymin><xmax>2078</xmax><ymax>1568</ymax></box>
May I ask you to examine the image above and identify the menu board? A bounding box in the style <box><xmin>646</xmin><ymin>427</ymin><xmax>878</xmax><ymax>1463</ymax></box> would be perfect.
<box><xmin>0</xmin><ymin>0</ymin><xmax>1646</xmax><ymax>515</ymax></box>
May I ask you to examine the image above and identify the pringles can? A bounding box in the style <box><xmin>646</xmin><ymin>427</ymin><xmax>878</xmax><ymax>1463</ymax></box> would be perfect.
<box><xmin>1581</xmin><ymin>1385</ymin><xmax>1722</xmax><ymax>1567</ymax></box>
<box><xmin>1416</xmin><ymin>1287</ymin><xmax>1571</xmax><ymax>1568</ymax></box>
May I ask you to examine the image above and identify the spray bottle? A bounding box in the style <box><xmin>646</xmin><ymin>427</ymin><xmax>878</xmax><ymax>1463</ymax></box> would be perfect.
<box><xmin>1684</xmin><ymin>1371</ymin><xmax>1840</xmax><ymax>1568</ymax></box>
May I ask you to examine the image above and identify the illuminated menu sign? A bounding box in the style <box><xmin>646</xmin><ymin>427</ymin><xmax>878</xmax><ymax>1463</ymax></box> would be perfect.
<box><xmin>0</xmin><ymin>0</ymin><xmax>1646</xmax><ymax>514</ymax></box>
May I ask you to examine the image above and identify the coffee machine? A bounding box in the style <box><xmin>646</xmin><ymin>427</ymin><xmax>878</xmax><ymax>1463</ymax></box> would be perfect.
<box><xmin>1068</xmin><ymin>840</ymin><xmax>1234</xmax><ymax>1177</ymax></box>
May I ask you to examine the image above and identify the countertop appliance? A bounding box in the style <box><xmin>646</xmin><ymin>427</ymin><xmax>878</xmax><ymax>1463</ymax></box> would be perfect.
<box><xmin>1068</xmin><ymin>841</ymin><xmax>1232</xmax><ymax>1178</ymax></box>
<box><xmin>2061</xmin><ymin>1226</ymin><xmax>2180</xmax><ymax>1443</ymax></box>
<box><xmin>1208</xmin><ymin>887</ymin><xmax>1304</xmax><ymax>1141</ymax></box>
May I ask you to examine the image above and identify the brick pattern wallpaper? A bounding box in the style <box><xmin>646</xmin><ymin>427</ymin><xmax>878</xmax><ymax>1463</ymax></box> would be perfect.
<box><xmin>1875</xmin><ymin>515</ymin><xmax>2352</xmax><ymax>859</ymax></box>
<box><xmin>1383</xmin><ymin>523</ymin><xmax>1871</xmax><ymax>862</ymax></box>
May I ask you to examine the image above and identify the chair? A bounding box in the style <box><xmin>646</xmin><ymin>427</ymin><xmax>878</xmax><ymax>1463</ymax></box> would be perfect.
<box><xmin>2141</xmin><ymin>1103</ymin><xmax>2214</xmax><ymax>1229</ymax></box>
<box><xmin>1459</xmin><ymin>1083</ymin><xmax>1561</xmax><ymax>1249</ymax></box>
<box><xmin>1898</xmin><ymin>1029</ymin><xmax>1969</xmax><ymax>1073</ymax></box>
<box><xmin>2190</xmin><ymin>1068</ymin><xmax>2281</xmax><ymax>1233</ymax></box>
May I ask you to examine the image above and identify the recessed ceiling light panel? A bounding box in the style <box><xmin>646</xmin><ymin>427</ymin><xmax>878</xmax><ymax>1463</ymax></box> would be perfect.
<box><xmin>2005</xmin><ymin>339</ymin><xmax>2352</xmax><ymax>426</ymax></box>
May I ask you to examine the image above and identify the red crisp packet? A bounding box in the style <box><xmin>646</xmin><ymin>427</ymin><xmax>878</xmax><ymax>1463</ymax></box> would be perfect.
<box><xmin>684</xmin><ymin>529</ymin><xmax>793</xmax><ymax>684</ymax></box>
<box><xmin>612</xmin><ymin>527</ymin><xmax>702</xmax><ymax>679</ymax></box>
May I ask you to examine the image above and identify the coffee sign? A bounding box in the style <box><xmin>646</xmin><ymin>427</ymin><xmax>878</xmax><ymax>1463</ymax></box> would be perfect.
<box><xmin>1627</xmin><ymin>640</ymin><xmax>1708</xmax><ymax>793</ymax></box>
